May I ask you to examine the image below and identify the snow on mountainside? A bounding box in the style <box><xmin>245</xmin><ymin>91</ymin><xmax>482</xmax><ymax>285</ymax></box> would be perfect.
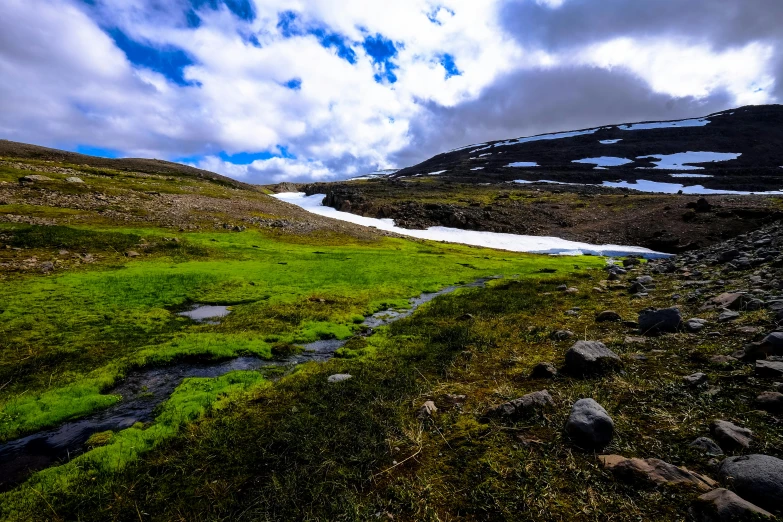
<box><xmin>393</xmin><ymin>105</ymin><xmax>783</xmax><ymax>192</ymax></box>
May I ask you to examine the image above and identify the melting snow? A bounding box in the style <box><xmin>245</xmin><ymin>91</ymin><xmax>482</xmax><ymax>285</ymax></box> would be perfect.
<box><xmin>506</xmin><ymin>162</ymin><xmax>539</xmax><ymax>168</ymax></box>
<box><xmin>479</xmin><ymin>153</ymin><xmax>492</xmax><ymax>157</ymax></box>
<box><xmin>471</xmin><ymin>167</ymin><xmax>485</xmax><ymax>171</ymax></box>
<box><xmin>273</xmin><ymin>193</ymin><xmax>667</xmax><ymax>258</ymax></box>
<box><xmin>429</xmin><ymin>170</ymin><xmax>448</xmax><ymax>175</ymax></box>
<box><xmin>637</xmin><ymin>151</ymin><xmax>741</xmax><ymax>170</ymax></box>
<box><xmin>572</xmin><ymin>157</ymin><xmax>633</xmax><ymax>167</ymax></box>
<box><xmin>494</xmin><ymin>128</ymin><xmax>600</xmax><ymax>148</ymax></box>
<box><xmin>601</xmin><ymin>180</ymin><xmax>783</xmax><ymax>195</ymax></box>
<box><xmin>619</xmin><ymin>118</ymin><xmax>710</xmax><ymax>131</ymax></box>
<box><xmin>670</xmin><ymin>174</ymin><xmax>714</xmax><ymax>178</ymax></box>
<box><xmin>600</xmin><ymin>139</ymin><xmax>623</xmax><ymax>144</ymax></box>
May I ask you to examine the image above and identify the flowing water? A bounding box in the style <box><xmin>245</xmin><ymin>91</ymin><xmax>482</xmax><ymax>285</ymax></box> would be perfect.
<box><xmin>0</xmin><ymin>278</ymin><xmax>495</xmax><ymax>489</ymax></box>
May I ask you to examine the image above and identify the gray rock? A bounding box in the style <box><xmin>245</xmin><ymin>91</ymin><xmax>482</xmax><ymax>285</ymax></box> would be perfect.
<box><xmin>684</xmin><ymin>318</ymin><xmax>708</xmax><ymax>333</ymax></box>
<box><xmin>639</xmin><ymin>307</ymin><xmax>682</xmax><ymax>335</ymax></box>
<box><xmin>690</xmin><ymin>437</ymin><xmax>724</xmax><ymax>456</ymax></box>
<box><xmin>327</xmin><ymin>373</ymin><xmax>352</xmax><ymax>383</ymax></box>
<box><xmin>743</xmin><ymin>332</ymin><xmax>783</xmax><ymax>361</ymax></box>
<box><xmin>485</xmin><ymin>390</ymin><xmax>554</xmax><ymax>419</ymax></box>
<box><xmin>756</xmin><ymin>360</ymin><xmax>783</xmax><ymax>378</ymax></box>
<box><xmin>691</xmin><ymin>488</ymin><xmax>772</xmax><ymax>521</ymax></box>
<box><xmin>595</xmin><ymin>311</ymin><xmax>622</xmax><ymax>322</ymax></box>
<box><xmin>529</xmin><ymin>362</ymin><xmax>558</xmax><ymax>379</ymax></box>
<box><xmin>756</xmin><ymin>391</ymin><xmax>783</xmax><ymax>413</ymax></box>
<box><xmin>564</xmin><ymin>398</ymin><xmax>614</xmax><ymax>449</ymax></box>
<box><xmin>684</xmin><ymin>372</ymin><xmax>708</xmax><ymax>386</ymax></box>
<box><xmin>623</xmin><ymin>257</ymin><xmax>641</xmax><ymax>267</ymax></box>
<box><xmin>711</xmin><ymin>420</ymin><xmax>752</xmax><ymax>451</ymax></box>
<box><xmin>65</xmin><ymin>176</ymin><xmax>84</xmax><ymax>183</ymax></box>
<box><xmin>564</xmin><ymin>341</ymin><xmax>622</xmax><ymax>375</ymax></box>
<box><xmin>599</xmin><ymin>454</ymin><xmax>716</xmax><ymax>491</ymax></box>
<box><xmin>628</xmin><ymin>282</ymin><xmax>648</xmax><ymax>295</ymax></box>
<box><xmin>718</xmin><ymin>454</ymin><xmax>783</xmax><ymax>512</ymax></box>
<box><xmin>636</xmin><ymin>275</ymin><xmax>654</xmax><ymax>285</ymax></box>
<box><xmin>718</xmin><ymin>310</ymin><xmax>740</xmax><ymax>322</ymax></box>
<box><xmin>19</xmin><ymin>174</ymin><xmax>53</xmax><ymax>182</ymax></box>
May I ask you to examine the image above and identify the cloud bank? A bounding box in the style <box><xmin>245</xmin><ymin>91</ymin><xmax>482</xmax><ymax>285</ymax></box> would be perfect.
<box><xmin>0</xmin><ymin>0</ymin><xmax>779</xmax><ymax>183</ymax></box>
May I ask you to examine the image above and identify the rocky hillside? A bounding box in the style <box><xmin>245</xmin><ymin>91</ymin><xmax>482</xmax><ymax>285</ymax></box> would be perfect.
<box><xmin>393</xmin><ymin>105</ymin><xmax>783</xmax><ymax>192</ymax></box>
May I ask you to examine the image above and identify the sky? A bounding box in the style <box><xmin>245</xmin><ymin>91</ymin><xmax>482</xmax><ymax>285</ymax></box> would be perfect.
<box><xmin>0</xmin><ymin>0</ymin><xmax>781</xmax><ymax>184</ymax></box>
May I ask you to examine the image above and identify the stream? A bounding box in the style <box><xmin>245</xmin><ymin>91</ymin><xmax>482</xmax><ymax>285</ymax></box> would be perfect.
<box><xmin>0</xmin><ymin>278</ymin><xmax>493</xmax><ymax>490</ymax></box>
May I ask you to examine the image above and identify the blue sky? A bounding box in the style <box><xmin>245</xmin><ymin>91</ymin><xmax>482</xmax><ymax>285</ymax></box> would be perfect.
<box><xmin>0</xmin><ymin>0</ymin><xmax>780</xmax><ymax>183</ymax></box>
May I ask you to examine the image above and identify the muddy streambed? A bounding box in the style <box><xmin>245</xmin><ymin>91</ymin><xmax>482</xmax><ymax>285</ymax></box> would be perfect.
<box><xmin>0</xmin><ymin>278</ymin><xmax>494</xmax><ymax>490</ymax></box>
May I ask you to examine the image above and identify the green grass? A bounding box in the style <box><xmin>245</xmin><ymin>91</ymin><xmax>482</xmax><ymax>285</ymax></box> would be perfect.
<box><xmin>0</xmin><ymin>224</ymin><xmax>600</xmax><ymax>442</ymax></box>
<box><xmin>4</xmin><ymin>269</ymin><xmax>780</xmax><ymax>520</ymax></box>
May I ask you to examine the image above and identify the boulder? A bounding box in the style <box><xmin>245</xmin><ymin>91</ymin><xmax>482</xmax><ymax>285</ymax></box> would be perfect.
<box><xmin>598</xmin><ymin>454</ymin><xmax>716</xmax><ymax>492</ymax></box>
<box><xmin>756</xmin><ymin>391</ymin><xmax>783</xmax><ymax>413</ymax></box>
<box><xmin>689</xmin><ymin>437</ymin><xmax>724</xmax><ymax>456</ymax></box>
<box><xmin>65</xmin><ymin>176</ymin><xmax>84</xmax><ymax>183</ymax></box>
<box><xmin>595</xmin><ymin>311</ymin><xmax>622</xmax><ymax>323</ymax></box>
<box><xmin>756</xmin><ymin>360</ymin><xmax>783</xmax><ymax>378</ymax></box>
<box><xmin>639</xmin><ymin>307</ymin><xmax>682</xmax><ymax>335</ymax></box>
<box><xmin>564</xmin><ymin>398</ymin><xmax>614</xmax><ymax>449</ymax></box>
<box><xmin>327</xmin><ymin>373</ymin><xmax>352</xmax><ymax>383</ymax></box>
<box><xmin>529</xmin><ymin>362</ymin><xmax>558</xmax><ymax>379</ymax></box>
<box><xmin>742</xmin><ymin>332</ymin><xmax>783</xmax><ymax>361</ymax></box>
<box><xmin>691</xmin><ymin>488</ymin><xmax>772</xmax><ymax>521</ymax></box>
<box><xmin>718</xmin><ymin>454</ymin><xmax>783</xmax><ymax>512</ymax></box>
<box><xmin>485</xmin><ymin>390</ymin><xmax>553</xmax><ymax>420</ymax></box>
<box><xmin>564</xmin><ymin>341</ymin><xmax>622</xmax><ymax>375</ymax></box>
<box><xmin>711</xmin><ymin>420</ymin><xmax>752</xmax><ymax>451</ymax></box>
<box><xmin>712</xmin><ymin>292</ymin><xmax>754</xmax><ymax>311</ymax></box>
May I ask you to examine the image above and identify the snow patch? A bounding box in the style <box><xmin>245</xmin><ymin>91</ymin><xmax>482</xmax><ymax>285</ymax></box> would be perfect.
<box><xmin>599</xmin><ymin>139</ymin><xmax>623</xmax><ymax>144</ymax></box>
<box><xmin>670</xmin><ymin>174</ymin><xmax>714</xmax><ymax>178</ymax></box>
<box><xmin>273</xmin><ymin>193</ymin><xmax>668</xmax><ymax>258</ymax></box>
<box><xmin>637</xmin><ymin>151</ymin><xmax>741</xmax><ymax>170</ymax></box>
<box><xmin>471</xmin><ymin>167</ymin><xmax>484</xmax><ymax>171</ymax></box>
<box><xmin>572</xmin><ymin>156</ymin><xmax>633</xmax><ymax>167</ymax></box>
<box><xmin>494</xmin><ymin>128</ymin><xmax>600</xmax><ymax>148</ymax></box>
<box><xmin>506</xmin><ymin>162</ymin><xmax>539</xmax><ymax>168</ymax></box>
<box><xmin>601</xmin><ymin>180</ymin><xmax>783</xmax><ymax>195</ymax></box>
<box><xmin>619</xmin><ymin>118</ymin><xmax>710</xmax><ymax>131</ymax></box>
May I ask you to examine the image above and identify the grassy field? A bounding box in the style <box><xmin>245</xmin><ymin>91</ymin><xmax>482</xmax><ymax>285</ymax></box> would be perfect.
<box><xmin>3</xmin><ymin>264</ymin><xmax>780</xmax><ymax>520</ymax></box>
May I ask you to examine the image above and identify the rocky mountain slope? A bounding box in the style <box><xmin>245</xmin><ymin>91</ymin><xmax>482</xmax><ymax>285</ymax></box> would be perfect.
<box><xmin>393</xmin><ymin>104</ymin><xmax>783</xmax><ymax>192</ymax></box>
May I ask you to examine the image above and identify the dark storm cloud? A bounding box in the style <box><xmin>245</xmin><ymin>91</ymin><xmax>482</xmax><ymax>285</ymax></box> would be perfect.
<box><xmin>389</xmin><ymin>0</ymin><xmax>782</xmax><ymax>168</ymax></box>
<box><xmin>391</xmin><ymin>65</ymin><xmax>732</xmax><ymax>168</ymax></box>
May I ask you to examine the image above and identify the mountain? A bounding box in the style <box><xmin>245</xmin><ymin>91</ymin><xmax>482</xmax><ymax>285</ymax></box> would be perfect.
<box><xmin>393</xmin><ymin>105</ymin><xmax>783</xmax><ymax>192</ymax></box>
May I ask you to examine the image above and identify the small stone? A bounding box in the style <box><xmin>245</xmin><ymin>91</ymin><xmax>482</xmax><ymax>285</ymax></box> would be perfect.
<box><xmin>125</xmin><ymin>251</ymin><xmax>140</xmax><ymax>258</ymax></box>
<box><xmin>529</xmin><ymin>362</ymin><xmax>558</xmax><ymax>379</ymax></box>
<box><xmin>550</xmin><ymin>330</ymin><xmax>574</xmax><ymax>341</ymax></box>
<box><xmin>599</xmin><ymin>454</ymin><xmax>716</xmax><ymax>492</ymax></box>
<box><xmin>19</xmin><ymin>174</ymin><xmax>53</xmax><ymax>182</ymax></box>
<box><xmin>709</xmin><ymin>355</ymin><xmax>736</xmax><ymax>365</ymax></box>
<box><xmin>683</xmin><ymin>372</ymin><xmax>708</xmax><ymax>386</ymax></box>
<box><xmin>564</xmin><ymin>398</ymin><xmax>614</xmax><ymax>449</ymax></box>
<box><xmin>65</xmin><ymin>176</ymin><xmax>84</xmax><ymax>183</ymax></box>
<box><xmin>327</xmin><ymin>373</ymin><xmax>352</xmax><ymax>383</ymax></box>
<box><xmin>556</xmin><ymin>284</ymin><xmax>568</xmax><ymax>291</ymax></box>
<box><xmin>684</xmin><ymin>318</ymin><xmax>708</xmax><ymax>333</ymax></box>
<box><xmin>417</xmin><ymin>400</ymin><xmax>438</xmax><ymax>419</ymax></box>
<box><xmin>691</xmin><ymin>488</ymin><xmax>772</xmax><ymax>521</ymax></box>
<box><xmin>595</xmin><ymin>311</ymin><xmax>622</xmax><ymax>323</ymax></box>
<box><xmin>756</xmin><ymin>391</ymin><xmax>783</xmax><ymax>413</ymax></box>
<box><xmin>623</xmin><ymin>257</ymin><xmax>641</xmax><ymax>267</ymax></box>
<box><xmin>440</xmin><ymin>394</ymin><xmax>466</xmax><ymax>409</ymax></box>
<box><xmin>58</xmin><ymin>249</ymin><xmax>69</xmax><ymax>256</ymax></box>
<box><xmin>639</xmin><ymin>307</ymin><xmax>682</xmax><ymax>335</ymax></box>
<box><xmin>565</xmin><ymin>287</ymin><xmax>579</xmax><ymax>294</ymax></box>
<box><xmin>711</xmin><ymin>420</ymin><xmax>752</xmax><ymax>451</ymax></box>
<box><xmin>718</xmin><ymin>310</ymin><xmax>740</xmax><ymax>323</ymax></box>
<box><xmin>485</xmin><ymin>390</ymin><xmax>554</xmax><ymax>420</ymax></box>
<box><xmin>718</xmin><ymin>454</ymin><xmax>783</xmax><ymax>512</ymax></box>
<box><xmin>689</xmin><ymin>437</ymin><xmax>724</xmax><ymax>456</ymax></box>
<box><xmin>564</xmin><ymin>341</ymin><xmax>622</xmax><ymax>376</ymax></box>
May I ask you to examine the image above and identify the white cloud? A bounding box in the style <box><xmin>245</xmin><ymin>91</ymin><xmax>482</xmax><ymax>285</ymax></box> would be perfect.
<box><xmin>0</xmin><ymin>0</ymin><xmax>780</xmax><ymax>184</ymax></box>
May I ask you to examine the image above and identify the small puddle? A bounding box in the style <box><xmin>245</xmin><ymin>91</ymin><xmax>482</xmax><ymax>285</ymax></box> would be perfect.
<box><xmin>177</xmin><ymin>304</ymin><xmax>231</xmax><ymax>323</ymax></box>
<box><xmin>0</xmin><ymin>278</ymin><xmax>496</xmax><ymax>490</ymax></box>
